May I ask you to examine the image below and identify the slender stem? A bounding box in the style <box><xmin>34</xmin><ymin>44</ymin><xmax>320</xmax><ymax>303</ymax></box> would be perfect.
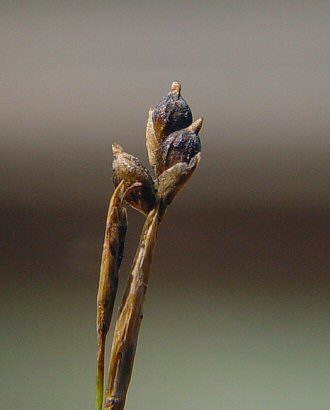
<box><xmin>104</xmin><ymin>201</ymin><xmax>166</xmax><ymax>410</ymax></box>
<box><xmin>96</xmin><ymin>333</ymin><xmax>106</xmax><ymax>410</ymax></box>
<box><xmin>96</xmin><ymin>182</ymin><xmax>127</xmax><ymax>410</ymax></box>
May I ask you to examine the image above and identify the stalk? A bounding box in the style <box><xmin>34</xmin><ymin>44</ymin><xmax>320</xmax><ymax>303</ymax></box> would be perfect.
<box><xmin>96</xmin><ymin>181</ymin><xmax>127</xmax><ymax>410</ymax></box>
<box><xmin>104</xmin><ymin>201</ymin><xmax>166</xmax><ymax>410</ymax></box>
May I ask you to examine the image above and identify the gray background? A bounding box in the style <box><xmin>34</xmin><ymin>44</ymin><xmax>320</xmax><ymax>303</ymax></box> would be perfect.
<box><xmin>1</xmin><ymin>1</ymin><xmax>330</xmax><ymax>409</ymax></box>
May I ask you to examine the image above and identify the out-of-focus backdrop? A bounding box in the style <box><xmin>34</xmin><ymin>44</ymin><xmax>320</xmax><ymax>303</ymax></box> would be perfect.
<box><xmin>1</xmin><ymin>1</ymin><xmax>330</xmax><ymax>409</ymax></box>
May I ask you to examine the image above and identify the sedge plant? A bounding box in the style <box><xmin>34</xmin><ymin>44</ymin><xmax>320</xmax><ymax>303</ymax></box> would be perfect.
<box><xmin>96</xmin><ymin>82</ymin><xmax>203</xmax><ymax>410</ymax></box>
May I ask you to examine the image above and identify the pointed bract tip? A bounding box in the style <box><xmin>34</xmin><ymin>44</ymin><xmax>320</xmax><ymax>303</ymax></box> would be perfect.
<box><xmin>112</xmin><ymin>143</ymin><xmax>124</xmax><ymax>156</ymax></box>
<box><xmin>188</xmin><ymin>117</ymin><xmax>203</xmax><ymax>133</ymax></box>
<box><xmin>170</xmin><ymin>81</ymin><xmax>181</xmax><ymax>95</ymax></box>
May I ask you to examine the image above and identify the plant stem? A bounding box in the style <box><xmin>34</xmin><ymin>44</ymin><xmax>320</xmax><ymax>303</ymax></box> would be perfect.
<box><xmin>104</xmin><ymin>201</ymin><xmax>166</xmax><ymax>410</ymax></box>
<box><xmin>96</xmin><ymin>182</ymin><xmax>127</xmax><ymax>410</ymax></box>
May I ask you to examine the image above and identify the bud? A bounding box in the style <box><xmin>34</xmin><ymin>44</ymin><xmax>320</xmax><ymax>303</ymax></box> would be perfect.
<box><xmin>146</xmin><ymin>82</ymin><xmax>195</xmax><ymax>176</ymax></box>
<box><xmin>156</xmin><ymin>118</ymin><xmax>203</xmax><ymax>205</ymax></box>
<box><xmin>145</xmin><ymin>83</ymin><xmax>203</xmax><ymax>205</ymax></box>
<box><xmin>158</xmin><ymin>118</ymin><xmax>203</xmax><ymax>175</ymax></box>
<box><xmin>152</xmin><ymin>81</ymin><xmax>193</xmax><ymax>140</ymax></box>
<box><xmin>112</xmin><ymin>144</ymin><xmax>156</xmax><ymax>215</ymax></box>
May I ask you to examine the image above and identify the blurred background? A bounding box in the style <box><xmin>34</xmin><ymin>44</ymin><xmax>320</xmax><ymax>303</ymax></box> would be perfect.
<box><xmin>1</xmin><ymin>1</ymin><xmax>330</xmax><ymax>409</ymax></box>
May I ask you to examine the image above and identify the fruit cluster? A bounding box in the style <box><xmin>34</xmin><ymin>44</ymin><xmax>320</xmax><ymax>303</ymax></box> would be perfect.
<box><xmin>112</xmin><ymin>82</ymin><xmax>203</xmax><ymax>213</ymax></box>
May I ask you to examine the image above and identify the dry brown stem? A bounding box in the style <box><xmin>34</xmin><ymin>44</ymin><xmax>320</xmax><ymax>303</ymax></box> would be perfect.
<box><xmin>96</xmin><ymin>181</ymin><xmax>127</xmax><ymax>410</ymax></box>
<box><xmin>104</xmin><ymin>201</ymin><xmax>165</xmax><ymax>410</ymax></box>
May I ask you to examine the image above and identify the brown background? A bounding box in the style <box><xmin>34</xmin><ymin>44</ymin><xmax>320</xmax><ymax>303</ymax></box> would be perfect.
<box><xmin>1</xmin><ymin>1</ymin><xmax>330</xmax><ymax>409</ymax></box>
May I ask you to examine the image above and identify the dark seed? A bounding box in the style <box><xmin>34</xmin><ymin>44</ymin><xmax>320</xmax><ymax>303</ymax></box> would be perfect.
<box><xmin>160</xmin><ymin>129</ymin><xmax>201</xmax><ymax>174</ymax></box>
<box><xmin>152</xmin><ymin>82</ymin><xmax>192</xmax><ymax>139</ymax></box>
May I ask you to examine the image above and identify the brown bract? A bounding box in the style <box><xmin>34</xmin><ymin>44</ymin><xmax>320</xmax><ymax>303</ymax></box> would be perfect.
<box><xmin>157</xmin><ymin>152</ymin><xmax>201</xmax><ymax>205</ymax></box>
<box><xmin>112</xmin><ymin>144</ymin><xmax>156</xmax><ymax>215</ymax></box>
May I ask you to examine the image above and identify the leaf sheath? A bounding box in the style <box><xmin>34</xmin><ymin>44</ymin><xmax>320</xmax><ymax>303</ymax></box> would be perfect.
<box><xmin>96</xmin><ymin>182</ymin><xmax>127</xmax><ymax>410</ymax></box>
